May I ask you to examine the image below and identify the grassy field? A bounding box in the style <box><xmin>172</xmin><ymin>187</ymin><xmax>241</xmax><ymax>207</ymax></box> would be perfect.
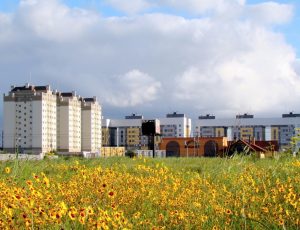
<box><xmin>1</xmin><ymin>155</ymin><xmax>300</xmax><ymax>229</ymax></box>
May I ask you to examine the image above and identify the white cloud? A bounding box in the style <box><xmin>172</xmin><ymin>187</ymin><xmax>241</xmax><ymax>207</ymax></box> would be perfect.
<box><xmin>105</xmin><ymin>0</ymin><xmax>245</xmax><ymax>15</ymax></box>
<box><xmin>105</xmin><ymin>69</ymin><xmax>161</xmax><ymax>107</ymax></box>
<box><xmin>294</xmin><ymin>59</ymin><xmax>300</xmax><ymax>75</ymax></box>
<box><xmin>0</xmin><ymin>0</ymin><xmax>299</xmax><ymax>119</ymax></box>
<box><xmin>247</xmin><ymin>2</ymin><xmax>293</xmax><ymax>25</ymax></box>
<box><xmin>105</xmin><ymin>0</ymin><xmax>152</xmax><ymax>15</ymax></box>
<box><xmin>17</xmin><ymin>0</ymin><xmax>99</xmax><ymax>41</ymax></box>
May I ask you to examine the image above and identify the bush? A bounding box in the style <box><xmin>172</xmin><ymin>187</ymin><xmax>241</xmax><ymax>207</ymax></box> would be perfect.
<box><xmin>125</xmin><ymin>150</ymin><xmax>136</xmax><ymax>158</ymax></box>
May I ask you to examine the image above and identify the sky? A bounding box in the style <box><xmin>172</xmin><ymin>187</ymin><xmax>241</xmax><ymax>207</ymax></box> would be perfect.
<box><xmin>0</xmin><ymin>0</ymin><xmax>300</xmax><ymax>124</ymax></box>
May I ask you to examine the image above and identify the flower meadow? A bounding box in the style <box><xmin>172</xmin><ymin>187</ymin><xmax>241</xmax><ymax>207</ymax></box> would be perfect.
<box><xmin>1</xmin><ymin>156</ymin><xmax>300</xmax><ymax>229</ymax></box>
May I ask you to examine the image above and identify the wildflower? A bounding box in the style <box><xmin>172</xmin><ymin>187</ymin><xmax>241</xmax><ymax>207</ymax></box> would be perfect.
<box><xmin>278</xmin><ymin>218</ymin><xmax>284</xmax><ymax>226</ymax></box>
<box><xmin>79</xmin><ymin>217</ymin><xmax>85</xmax><ymax>225</ymax></box>
<box><xmin>5</xmin><ymin>167</ymin><xmax>11</xmax><ymax>174</ymax></box>
<box><xmin>68</xmin><ymin>211</ymin><xmax>76</xmax><ymax>220</ymax></box>
<box><xmin>108</xmin><ymin>191</ymin><xmax>115</xmax><ymax>198</ymax></box>
<box><xmin>26</xmin><ymin>180</ymin><xmax>33</xmax><ymax>186</ymax></box>
<box><xmin>225</xmin><ymin>209</ymin><xmax>232</xmax><ymax>215</ymax></box>
<box><xmin>201</xmin><ymin>215</ymin><xmax>208</xmax><ymax>222</ymax></box>
<box><xmin>43</xmin><ymin>176</ymin><xmax>50</xmax><ymax>188</ymax></box>
<box><xmin>134</xmin><ymin>212</ymin><xmax>141</xmax><ymax>219</ymax></box>
<box><xmin>86</xmin><ymin>206</ymin><xmax>94</xmax><ymax>215</ymax></box>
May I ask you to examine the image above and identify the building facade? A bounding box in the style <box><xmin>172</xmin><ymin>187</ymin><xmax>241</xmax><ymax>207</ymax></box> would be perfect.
<box><xmin>102</xmin><ymin>114</ymin><xmax>145</xmax><ymax>149</ymax></box>
<box><xmin>194</xmin><ymin>113</ymin><xmax>300</xmax><ymax>150</ymax></box>
<box><xmin>159</xmin><ymin>137</ymin><xmax>227</xmax><ymax>157</ymax></box>
<box><xmin>102</xmin><ymin>112</ymin><xmax>192</xmax><ymax>150</ymax></box>
<box><xmin>3</xmin><ymin>85</ymin><xmax>57</xmax><ymax>153</ymax></box>
<box><xmin>159</xmin><ymin>112</ymin><xmax>192</xmax><ymax>138</ymax></box>
<box><xmin>81</xmin><ymin>97</ymin><xmax>101</xmax><ymax>153</ymax></box>
<box><xmin>57</xmin><ymin>92</ymin><xmax>82</xmax><ymax>153</ymax></box>
<box><xmin>3</xmin><ymin>84</ymin><xmax>101</xmax><ymax>154</ymax></box>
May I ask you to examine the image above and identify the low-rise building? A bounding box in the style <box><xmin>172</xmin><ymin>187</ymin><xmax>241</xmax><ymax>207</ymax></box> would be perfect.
<box><xmin>194</xmin><ymin>113</ymin><xmax>300</xmax><ymax>150</ymax></box>
<box><xmin>159</xmin><ymin>137</ymin><xmax>227</xmax><ymax>157</ymax></box>
<box><xmin>159</xmin><ymin>112</ymin><xmax>192</xmax><ymax>138</ymax></box>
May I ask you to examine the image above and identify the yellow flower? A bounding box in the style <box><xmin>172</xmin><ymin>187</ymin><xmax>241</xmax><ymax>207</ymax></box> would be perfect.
<box><xmin>43</xmin><ymin>176</ymin><xmax>50</xmax><ymax>188</ymax></box>
<box><xmin>5</xmin><ymin>167</ymin><xmax>11</xmax><ymax>174</ymax></box>
<box><xmin>225</xmin><ymin>209</ymin><xmax>232</xmax><ymax>215</ymax></box>
<box><xmin>68</xmin><ymin>211</ymin><xmax>76</xmax><ymax>220</ymax></box>
<box><xmin>108</xmin><ymin>191</ymin><xmax>115</xmax><ymax>198</ymax></box>
<box><xmin>278</xmin><ymin>218</ymin><xmax>285</xmax><ymax>226</ymax></box>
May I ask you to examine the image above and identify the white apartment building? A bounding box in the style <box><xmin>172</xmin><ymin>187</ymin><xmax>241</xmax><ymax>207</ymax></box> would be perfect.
<box><xmin>57</xmin><ymin>92</ymin><xmax>82</xmax><ymax>153</ymax></box>
<box><xmin>102</xmin><ymin>113</ymin><xmax>192</xmax><ymax>149</ymax></box>
<box><xmin>81</xmin><ymin>97</ymin><xmax>102</xmax><ymax>153</ymax></box>
<box><xmin>3</xmin><ymin>84</ymin><xmax>102</xmax><ymax>154</ymax></box>
<box><xmin>3</xmin><ymin>84</ymin><xmax>57</xmax><ymax>154</ymax></box>
<box><xmin>159</xmin><ymin>112</ymin><xmax>192</xmax><ymax>138</ymax></box>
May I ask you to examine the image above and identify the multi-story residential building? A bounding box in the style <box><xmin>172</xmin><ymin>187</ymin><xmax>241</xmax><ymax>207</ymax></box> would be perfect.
<box><xmin>194</xmin><ymin>113</ymin><xmax>300</xmax><ymax>150</ymax></box>
<box><xmin>57</xmin><ymin>92</ymin><xmax>82</xmax><ymax>153</ymax></box>
<box><xmin>81</xmin><ymin>97</ymin><xmax>101</xmax><ymax>153</ymax></box>
<box><xmin>102</xmin><ymin>112</ymin><xmax>192</xmax><ymax>149</ymax></box>
<box><xmin>159</xmin><ymin>112</ymin><xmax>192</xmax><ymax>138</ymax></box>
<box><xmin>3</xmin><ymin>84</ymin><xmax>57</xmax><ymax>153</ymax></box>
<box><xmin>102</xmin><ymin>114</ymin><xmax>145</xmax><ymax>149</ymax></box>
<box><xmin>3</xmin><ymin>84</ymin><xmax>102</xmax><ymax>154</ymax></box>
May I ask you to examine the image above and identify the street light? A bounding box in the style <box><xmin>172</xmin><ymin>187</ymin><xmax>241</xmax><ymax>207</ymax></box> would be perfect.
<box><xmin>185</xmin><ymin>140</ymin><xmax>189</xmax><ymax>157</ymax></box>
<box><xmin>15</xmin><ymin>137</ymin><xmax>21</xmax><ymax>159</ymax></box>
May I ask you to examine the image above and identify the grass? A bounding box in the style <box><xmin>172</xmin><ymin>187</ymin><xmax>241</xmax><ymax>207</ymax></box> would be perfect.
<box><xmin>1</xmin><ymin>154</ymin><xmax>300</xmax><ymax>229</ymax></box>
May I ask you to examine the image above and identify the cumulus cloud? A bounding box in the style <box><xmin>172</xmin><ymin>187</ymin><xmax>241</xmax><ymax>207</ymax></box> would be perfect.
<box><xmin>105</xmin><ymin>69</ymin><xmax>161</xmax><ymax>107</ymax></box>
<box><xmin>105</xmin><ymin>0</ymin><xmax>245</xmax><ymax>15</ymax></box>
<box><xmin>17</xmin><ymin>0</ymin><xmax>99</xmax><ymax>41</ymax></box>
<box><xmin>247</xmin><ymin>2</ymin><xmax>293</xmax><ymax>25</ymax></box>
<box><xmin>105</xmin><ymin>0</ymin><xmax>152</xmax><ymax>15</ymax></box>
<box><xmin>294</xmin><ymin>59</ymin><xmax>300</xmax><ymax>75</ymax></box>
<box><xmin>0</xmin><ymin>0</ymin><xmax>299</xmax><ymax>120</ymax></box>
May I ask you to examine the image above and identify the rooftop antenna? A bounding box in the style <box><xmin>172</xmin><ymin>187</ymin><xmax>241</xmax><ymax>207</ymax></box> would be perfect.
<box><xmin>29</xmin><ymin>72</ymin><xmax>32</xmax><ymax>85</ymax></box>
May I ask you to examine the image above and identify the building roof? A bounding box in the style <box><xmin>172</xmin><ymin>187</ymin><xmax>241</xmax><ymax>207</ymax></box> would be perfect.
<box><xmin>84</xmin><ymin>98</ymin><xmax>96</xmax><ymax>102</ymax></box>
<box><xmin>282</xmin><ymin>112</ymin><xmax>300</xmax><ymax>118</ymax></box>
<box><xmin>11</xmin><ymin>84</ymin><xmax>49</xmax><ymax>92</ymax></box>
<box><xmin>166</xmin><ymin>112</ymin><xmax>185</xmax><ymax>118</ymax></box>
<box><xmin>11</xmin><ymin>85</ymin><xmax>34</xmax><ymax>92</ymax></box>
<box><xmin>109</xmin><ymin>118</ymin><xmax>142</xmax><ymax>127</ymax></box>
<box><xmin>199</xmin><ymin>114</ymin><xmax>215</xmax><ymax>119</ymax></box>
<box><xmin>34</xmin><ymin>86</ymin><xmax>48</xmax><ymax>91</ymax></box>
<box><xmin>195</xmin><ymin>117</ymin><xmax>300</xmax><ymax>127</ymax></box>
<box><xmin>125</xmin><ymin>114</ymin><xmax>143</xmax><ymax>119</ymax></box>
<box><xmin>61</xmin><ymin>92</ymin><xmax>75</xmax><ymax>97</ymax></box>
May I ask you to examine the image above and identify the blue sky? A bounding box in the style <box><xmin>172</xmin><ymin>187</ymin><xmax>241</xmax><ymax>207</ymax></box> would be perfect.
<box><xmin>0</xmin><ymin>0</ymin><xmax>299</xmax><ymax>57</ymax></box>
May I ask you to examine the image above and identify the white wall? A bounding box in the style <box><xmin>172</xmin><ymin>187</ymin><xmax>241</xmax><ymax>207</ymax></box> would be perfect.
<box><xmin>3</xmin><ymin>101</ymin><xmax>16</xmax><ymax>148</ymax></box>
<box><xmin>32</xmin><ymin>100</ymin><xmax>42</xmax><ymax>150</ymax></box>
<box><xmin>82</xmin><ymin>109</ymin><xmax>91</xmax><ymax>151</ymax></box>
<box><xmin>57</xmin><ymin>105</ymin><xmax>69</xmax><ymax>151</ymax></box>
